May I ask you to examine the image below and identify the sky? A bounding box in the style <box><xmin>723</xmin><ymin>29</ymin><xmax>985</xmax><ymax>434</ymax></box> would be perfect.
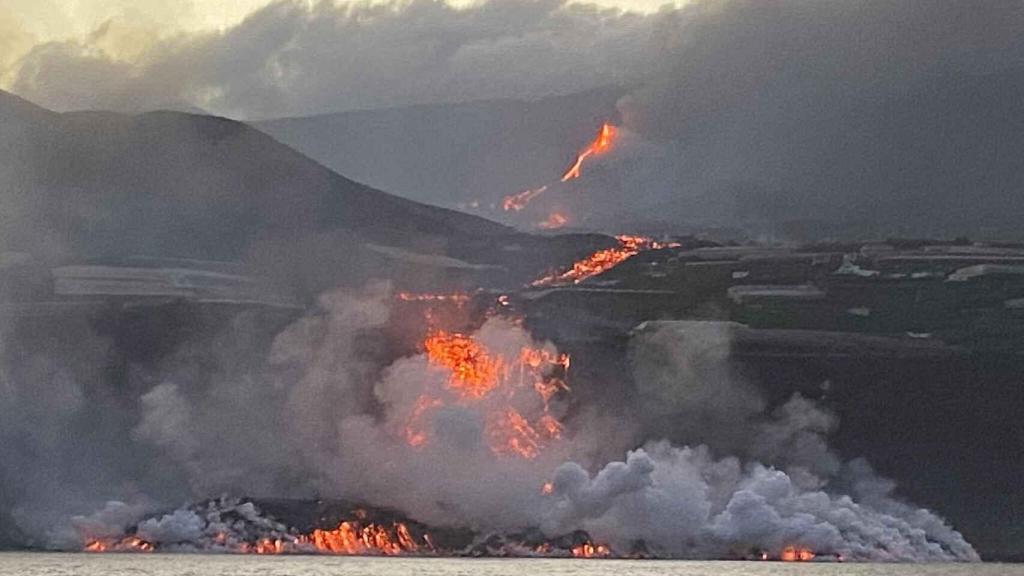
<box><xmin>0</xmin><ymin>0</ymin><xmax>682</xmax><ymax>99</ymax></box>
<box><xmin>2</xmin><ymin>0</ymin><xmax>680</xmax><ymax>39</ymax></box>
<box><xmin>0</xmin><ymin>0</ymin><xmax>692</xmax><ymax>118</ymax></box>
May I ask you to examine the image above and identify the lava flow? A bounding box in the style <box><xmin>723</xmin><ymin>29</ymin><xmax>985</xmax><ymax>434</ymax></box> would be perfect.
<box><xmin>500</xmin><ymin>122</ymin><xmax>619</xmax><ymax>215</ymax></box>
<box><xmin>84</xmin><ymin>536</ymin><xmax>154</xmax><ymax>553</ymax></box>
<box><xmin>503</xmin><ymin>186</ymin><xmax>548</xmax><ymax>212</ymax></box>
<box><xmin>423</xmin><ymin>330</ymin><xmax>505</xmax><ymax>399</ymax></box>
<box><xmin>780</xmin><ymin>545</ymin><xmax>816</xmax><ymax>562</ymax></box>
<box><xmin>85</xmin><ymin>518</ymin><xmax>431</xmax><ymax>556</ymax></box>
<box><xmin>561</xmin><ymin>122</ymin><xmax>616</xmax><ymax>182</ymax></box>
<box><xmin>406</xmin><ymin>326</ymin><xmax>570</xmax><ymax>459</ymax></box>
<box><xmin>532</xmin><ymin>234</ymin><xmax>679</xmax><ymax>287</ymax></box>
<box><xmin>538</xmin><ymin>212</ymin><xmax>568</xmax><ymax>230</ymax></box>
<box><xmin>298</xmin><ymin>520</ymin><xmax>427</xmax><ymax>555</ymax></box>
<box><xmin>571</xmin><ymin>542</ymin><xmax>612</xmax><ymax>558</ymax></box>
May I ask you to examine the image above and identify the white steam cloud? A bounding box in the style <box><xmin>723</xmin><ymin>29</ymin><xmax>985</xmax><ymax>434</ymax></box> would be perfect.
<box><xmin>0</xmin><ymin>287</ymin><xmax>976</xmax><ymax>560</ymax></box>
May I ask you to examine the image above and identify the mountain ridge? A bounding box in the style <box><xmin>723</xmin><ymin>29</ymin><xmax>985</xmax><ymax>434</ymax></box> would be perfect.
<box><xmin>0</xmin><ymin>90</ymin><xmax>611</xmax><ymax>296</ymax></box>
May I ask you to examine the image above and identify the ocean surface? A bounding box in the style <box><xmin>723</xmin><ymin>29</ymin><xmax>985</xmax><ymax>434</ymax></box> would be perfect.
<box><xmin>0</xmin><ymin>554</ymin><xmax>1021</xmax><ymax>576</ymax></box>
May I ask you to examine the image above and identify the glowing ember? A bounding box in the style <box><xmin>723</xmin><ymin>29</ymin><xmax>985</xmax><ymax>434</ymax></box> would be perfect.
<box><xmin>502</xmin><ymin>186</ymin><xmax>548</xmax><ymax>212</ymax></box>
<box><xmin>561</xmin><ymin>123</ymin><xmax>617</xmax><ymax>182</ymax></box>
<box><xmin>538</xmin><ymin>212</ymin><xmax>569</xmax><ymax>230</ymax></box>
<box><xmin>780</xmin><ymin>546</ymin><xmax>816</xmax><ymax>562</ymax></box>
<box><xmin>571</xmin><ymin>542</ymin><xmax>612</xmax><ymax>558</ymax></box>
<box><xmin>532</xmin><ymin>234</ymin><xmax>679</xmax><ymax>287</ymax></box>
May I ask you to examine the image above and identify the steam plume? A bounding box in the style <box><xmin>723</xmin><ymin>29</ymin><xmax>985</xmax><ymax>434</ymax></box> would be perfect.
<box><xmin>0</xmin><ymin>288</ymin><xmax>977</xmax><ymax>560</ymax></box>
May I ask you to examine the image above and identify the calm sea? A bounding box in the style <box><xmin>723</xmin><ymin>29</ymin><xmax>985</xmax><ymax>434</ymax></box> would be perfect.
<box><xmin>1</xmin><ymin>554</ymin><xmax>1022</xmax><ymax>576</ymax></box>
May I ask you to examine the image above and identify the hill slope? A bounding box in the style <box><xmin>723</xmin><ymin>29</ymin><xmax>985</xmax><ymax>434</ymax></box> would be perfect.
<box><xmin>258</xmin><ymin>70</ymin><xmax>1024</xmax><ymax>241</ymax></box>
<box><xmin>0</xmin><ymin>91</ymin><xmax>609</xmax><ymax>295</ymax></box>
<box><xmin>255</xmin><ymin>88</ymin><xmax>623</xmax><ymax>213</ymax></box>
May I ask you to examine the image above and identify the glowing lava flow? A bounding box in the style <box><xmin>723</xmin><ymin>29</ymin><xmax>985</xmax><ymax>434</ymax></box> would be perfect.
<box><xmin>407</xmin><ymin>327</ymin><xmax>570</xmax><ymax>459</ymax></box>
<box><xmin>780</xmin><ymin>546</ymin><xmax>816</xmax><ymax>562</ymax></box>
<box><xmin>503</xmin><ymin>186</ymin><xmax>548</xmax><ymax>212</ymax></box>
<box><xmin>423</xmin><ymin>330</ymin><xmax>506</xmax><ymax>399</ymax></box>
<box><xmin>84</xmin><ymin>536</ymin><xmax>154</xmax><ymax>553</ymax></box>
<box><xmin>297</xmin><ymin>520</ymin><xmax>427</xmax><ymax>555</ymax></box>
<box><xmin>561</xmin><ymin>123</ymin><xmax>616</xmax><ymax>182</ymax></box>
<box><xmin>571</xmin><ymin>542</ymin><xmax>612</xmax><ymax>558</ymax></box>
<box><xmin>532</xmin><ymin>234</ymin><xmax>679</xmax><ymax>287</ymax></box>
<box><xmin>500</xmin><ymin>122</ymin><xmax>619</xmax><ymax>215</ymax></box>
<box><xmin>85</xmin><ymin>519</ymin><xmax>431</xmax><ymax>556</ymax></box>
<box><xmin>538</xmin><ymin>212</ymin><xmax>568</xmax><ymax>230</ymax></box>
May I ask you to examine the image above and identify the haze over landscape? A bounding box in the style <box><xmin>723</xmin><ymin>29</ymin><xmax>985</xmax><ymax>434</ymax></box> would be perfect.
<box><xmin>6</xmin><ymin>0</ymin><xmax>1024</xmax><ymax>239</ymax></box>
<box><xmin>1</xmin><ymin>0</ymin><xmax>1024</xmax><ymax>568</ymax></box>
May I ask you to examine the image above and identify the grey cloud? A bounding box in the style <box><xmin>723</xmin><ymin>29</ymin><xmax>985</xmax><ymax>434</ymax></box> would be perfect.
<box><xmin>612</xmin><ymin>0</ymin><xmax>1024</xmax><ymax>238</ymax></box>
<box><xmin>14</xmin><ymin>0</ymin><xmax>1024</xmax><ymax>240</ymax></box>
<box><xmin>8</xmin><ymin>0</ymin><xmax>671</xmax><ymax>118</ymax></box>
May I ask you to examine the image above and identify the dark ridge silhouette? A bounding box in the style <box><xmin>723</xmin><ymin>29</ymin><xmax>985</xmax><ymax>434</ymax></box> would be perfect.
<box><xmin>0</xmin><ymin>90</ymin><xmax>611</xmax><ymax>296</ymax></box>
<box><xmin>255</xmin><ymin>87</ymin><xmax>624</xmax><ymax>211</ymax></box>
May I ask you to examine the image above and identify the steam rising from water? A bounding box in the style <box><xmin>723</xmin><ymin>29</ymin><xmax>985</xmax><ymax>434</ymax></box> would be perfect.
<box><xmin>0</xmin><ymin>288</ymin><xmax>977</xmax><ymax>560</ymax></box>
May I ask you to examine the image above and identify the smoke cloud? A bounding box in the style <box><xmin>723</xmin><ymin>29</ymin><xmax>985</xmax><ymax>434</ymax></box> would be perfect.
<box><xmin>0</xmin><ymin>284</ymin><xmax>979</xmax><ymax>560</ymax></box>
<box><xmin>5</xmin><ymin>0</ymin><xmax>670</xmax><ymax>118</ymax></box>
<box><xmin>610</xmin><ymin>0</ymin><xmax>1024</xmax><ymax>233</ymax></box>
<box><xmin>8</xmin><ymin>0</ymin><xmax>1024</xmax><ymax>237</ymax></box>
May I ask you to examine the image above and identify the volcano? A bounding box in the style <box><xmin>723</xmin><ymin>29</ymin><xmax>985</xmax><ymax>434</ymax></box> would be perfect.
<box><xmin>0</xmin><ymin>89</ymin><xmax>610</xmax><ymax>297</ymax></box>
<box><xmin>0</xmin><ymin>89</ymin><xmax>1003</xmax><ymax>563</ymax></box>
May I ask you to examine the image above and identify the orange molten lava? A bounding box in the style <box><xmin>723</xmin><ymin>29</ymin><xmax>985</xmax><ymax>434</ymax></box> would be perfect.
<box><xmin>245</xmin><ymin>538</ymin><xmax>286</xmax><ymax>554</ymax></box>
<box><xmin>538</xmin><ymin>212</ymin><xmax>568</xmax><ymax>230</ymax></box>
<box><xmin>571</xmin><ymin>542</ymin><xmax>612</xmax><ymax>558</ymax></box>
<box><xmin>85</xmin><ymin>516</ymin><xmax>431</xmax><ymax>556</ymax></box>
<box><xmin>532</xmin><ymin>235</ymin><xmax>679</xmax><ymax>287</ymax></box>
<box><xmin>780</xmin><ymin>546</ymin><xmax>816</xmax><ymax>562</ymax></box>
<box><xmin>503</xmin><ymin>186</ymin><xmax>548</xmax><ymax>212</ymax></box>
<box><xmin>486</xmin><ymin>407</ymin><xmax>544</xmax><ymax>458</ymax></box>
<box><xmin>298</xmin><ymin>521</ymin><xmax>425</xmax><ymax>555</ymax></box>
<box><xmin>561</xmin><ymin>123</ymin><xmax>617</xmax><ymax>182</ymax></box>
<box><xmin>424</xmin><ymin>331</ymin><xmax>506</xmax><ymax>399</ymax></box>
<box><xmin>411</xmin><ymin>327</ymin><xmax>570</xmax><ymax>458</ymax></box>
<box><xmin>499</xmin><ymin>122</ymin><xmax>617</xmax><ymax>214</ymax></box>
<box><xmin>84</xmin><ymin>536</ymin><xmax>154</xmax><ymax>553</ymax></box>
